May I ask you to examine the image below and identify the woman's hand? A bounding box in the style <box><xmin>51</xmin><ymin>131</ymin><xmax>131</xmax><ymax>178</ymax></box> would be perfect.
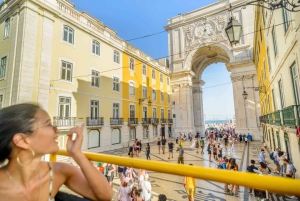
<box><xmin>67</xmin><ymin>124</ymin><xmax>85</xmax><ymax>157</ymax></box>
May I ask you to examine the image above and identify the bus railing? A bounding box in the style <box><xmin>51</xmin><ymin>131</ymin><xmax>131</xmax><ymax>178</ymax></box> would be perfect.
<box><xmin>51</xmin><ymin>150</ymin><xmax>300</xmax><ymax>197</ymax></box>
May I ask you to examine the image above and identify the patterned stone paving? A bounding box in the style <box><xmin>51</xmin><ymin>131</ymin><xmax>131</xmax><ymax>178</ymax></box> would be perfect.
<box><xmin>59</xmin><ymin>139</ymin><xmax>299</xmax><ymax>201</ymax></box>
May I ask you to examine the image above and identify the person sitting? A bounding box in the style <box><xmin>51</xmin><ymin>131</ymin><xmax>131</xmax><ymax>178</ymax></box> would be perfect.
<box><xmin>0</xmin><ymin>103</ymin><xmax>112</xmax><ymax>201</ymax></box>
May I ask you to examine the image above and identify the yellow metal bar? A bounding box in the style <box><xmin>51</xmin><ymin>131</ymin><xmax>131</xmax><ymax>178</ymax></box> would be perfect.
<box><xmin>56</xmin><ymin>150</ymin><xmax>300</xmax><ymax>196</ymax></box>
<box><xmin>49</xmin><ymin>153</ymin><xmax>57</xmax><ymax>162</ymax></box>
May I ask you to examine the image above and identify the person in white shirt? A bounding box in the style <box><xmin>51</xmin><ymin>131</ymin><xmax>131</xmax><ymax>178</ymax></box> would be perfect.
<box><xmin>142</xmin><ymin>174</ymin><xmax>152</xmax><ymax>201</ymax></box>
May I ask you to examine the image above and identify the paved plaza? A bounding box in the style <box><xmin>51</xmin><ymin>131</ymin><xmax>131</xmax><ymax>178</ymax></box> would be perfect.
<box><xmin>104</xmin><ymin>139</ymin><xmax>293</xmax><ymax>201</ymax></box>
<box><xmin>59</xmin><ymin>138</ymin><xmax>295</xmax><ymax>201</ymax></box>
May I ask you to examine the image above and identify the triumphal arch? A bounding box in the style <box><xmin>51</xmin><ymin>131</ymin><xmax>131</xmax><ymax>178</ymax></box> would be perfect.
<box><xmin>165</xmin><ymin>0</ymin><xmax>262</xmax><ymax>140</ymax></box>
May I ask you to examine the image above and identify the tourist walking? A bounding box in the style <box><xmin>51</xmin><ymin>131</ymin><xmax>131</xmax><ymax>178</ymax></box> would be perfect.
<box><xmin>176</xmin><ymin>137</ymin><xmax>179</xmax><ymax>144</ymax></box>
<box><xmin>145</xmin><ymin>143</ymin><xmax>151</xmax><ymax>160</ymax></box>
<box><xmin>161</xmin><ymin>136</ymin><xmax>167</xmax><ymax>154</ymax></box>
<box><xmin>278</xmin><ymin>151</ymin><xmax>287</xmax><ymax>176</ymax></box>
<box><xmin>180</xmin><ymin>138</ymin><xmax>184</xmax><ymax>148</ymax></box>
<box><xmin>106</xmin><ymin>163</ymin><xmax>116</xmax><ymax>189</ymax></box>
<box><xmin>118</xmin><ymin>165</ymin><xmax>125</xmax><ymax>184</ymax></box>
<box><xmin>228</xmin><ymin>159</ymin><xmax>239</xmax><ymax>196</ymax></box>
<box><xmin>239</xmin><ymin>134</ymin><xmax>242</xmax><ymax>143</ymax></box>
<box><xmin>157</xmin><ymin>138</ymin><xmax>161</xmax><ymax>154</ymax></box>
<box><xmin>168</xmin><ymin>140</ymin><xmax>174</xmax><ymax>159</ymax></box>
<box><xmin>207</xmin><ymin>143</ymin><xmax>213</xmax><ymax>162</ymax></box>
<box><xmin>132</xmin><ymin>189</ymin><xmax>143</xmax><ymax>201</ymax></box>
<box><xmin>178</xmin><ymin>145</ymin><xmax>184</xmax><ymax>164</ymax></box>
<box><xmin>117</xmin><ymin>177</ymin><xmax>132</xmax><ymax>201</ymax></box>
<box><xmin>212</xmin><ymin>144</ymin><xmax>217</xmax><ymax>161</ymax></box>
<box><xmin>200</xmin><ymin>137</ymin><xmax>205</xmax><ymax>154</ymax></box>
<box><xmin>246</xmin><ymin>160</ymin><xmax>258</xmax><ymax>195</ymax></box>
<box><xmin>183</xmin><ymin>164</ymin><xmax>196</xmax><ymax>201</ymax></box>
<box><xmin>283</xmin><ymin>159</ymin><xmax>297</xmax><ymax>178</ymax></box>
<box><xmin>195</xmin><ymin>139</ymin><xmax>200</xmax><ymax>154</ymax></box>
<box><xmin>133</xmin><ymin>140</ymin><xmax>137</xmax><ymax>156</ymax></box>
<box><xmin>217</xmin><ymin>144</ymin><xmax>222</xmax><ymax>160</ymax></box>
<box><xmin>259</xmin><ymin>149</ymin><xmax>267</xmax><ymax>164</ymax></box>
<box><xmin>128</xmin><ymin>146</ymin><xmax>134</xmax><ymax>158</ymax></box>
<box><xmin>141</xmin><ymin>174</ymin><xmax>152</xmax><ymax>201</ymax></box>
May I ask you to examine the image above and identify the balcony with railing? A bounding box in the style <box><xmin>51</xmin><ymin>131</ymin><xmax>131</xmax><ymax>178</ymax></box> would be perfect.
<box><xmin>282</xmin><ymin>105</ymin><xmax>296</xmax><ymax>127</ymax></box>
<box><xmin>151</xmin><ymin>118</ymin><xmax>159</xmax><ymax>124</ymax></box>
<box><xmin>268</xmin><ymin>113</ymin><xmax>274</xmax><ymax>124</ymax></box>
<box><xmin>168</xmin><ymin>119</ymin><xmax>173</xmax><ymax>124</ymax></box>
<box><xmin>128</xmin><ymin>118</ymin><xmax>138</xmax><ymax>126</ymax></box>
<box><xmin>161</xmin><ymin>118</ymin><xmax>167</xmax><ymax>124</ymax></box>
<box><xmin>86</xmin><ymin>117</ymin><xmax>104</xmax><ymax>127</ymax></box>
<box><xmin>53</xmin><ymin>117</ymin><xmax>76</xmax><ymax>128</ymax></box>
<box><xmin>274</xmin><ymin>110</ymin><xmax>281</xmax><ymax>126</ymax></box>
<box><xmin>142</xmin><ymin>118</ymin><xmax>152</xmax><ymax>125</ymax></box>
<box><xmin>110</xmin><ymin>118</ymin><xmax>124</xmax><ymax>126</ymax></box>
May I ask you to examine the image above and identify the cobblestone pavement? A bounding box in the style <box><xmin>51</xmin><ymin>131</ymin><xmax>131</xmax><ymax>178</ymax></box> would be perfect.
<box><xmin>60</xmin><ymin>139</ymin><xmax>297</xmax><ymax>201</ymax></box>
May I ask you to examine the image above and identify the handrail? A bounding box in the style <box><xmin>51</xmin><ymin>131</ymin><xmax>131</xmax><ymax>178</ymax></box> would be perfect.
<box><xmin>51</xmin><ymin>150</ymin><xmax>300</xmax><ymax>196</ymax></box>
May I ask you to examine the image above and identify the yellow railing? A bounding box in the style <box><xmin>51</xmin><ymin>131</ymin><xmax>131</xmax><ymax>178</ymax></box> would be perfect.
<box><xmin>51</xmin><ymin>150</ymin><xmax>300</xmax><ymax>197</ymax></box>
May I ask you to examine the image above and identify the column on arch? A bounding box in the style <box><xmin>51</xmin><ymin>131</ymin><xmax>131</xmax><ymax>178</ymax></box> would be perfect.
<box><xmin>192</xmin><ymin>79</ymin><xmax>205</xmax><ymax>136</ymax></box>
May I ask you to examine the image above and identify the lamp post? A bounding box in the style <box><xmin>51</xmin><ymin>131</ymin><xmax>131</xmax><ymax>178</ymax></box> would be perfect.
<box><xmin>225</xmin><ymin>17</ymin><xmax>242</xmax><ymax>45</ymax></box>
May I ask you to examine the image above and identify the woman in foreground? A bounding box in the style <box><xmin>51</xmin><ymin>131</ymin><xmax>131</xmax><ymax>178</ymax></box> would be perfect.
<box><xmin>0</xmin><ymin>103</ymin><xmax>112</xmax><ymax>201</ymax></box>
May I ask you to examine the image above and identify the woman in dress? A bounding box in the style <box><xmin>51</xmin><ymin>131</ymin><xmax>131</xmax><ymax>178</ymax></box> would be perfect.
<box><xmin>228</xmin><ymin>159</ymin><xmax>239</xmax><ymax>196</ymax></box>
<box><xmin>157</xmin><ymin>138</ymin><xmax>161</xmax><ymax>154</ymax></box>
<box><xmin>118</xmin><ymin>177</ymin><xmax>132</xmax><ymax>201</ymax></box>
<box><xmin>0</xmin><ymin>103</ymin><xmax>112</xmax><ymax>201</ymax></box>
<box><xmin>183</xmin><ymin>164</ymin><xmax>196</xmax><ymax>201</ymax></box>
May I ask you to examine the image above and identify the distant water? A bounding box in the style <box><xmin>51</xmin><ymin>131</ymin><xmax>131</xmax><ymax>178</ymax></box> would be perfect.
<box><xmin>205</xmin><ymin>120</ymin><xmax>229</xmax><ymax>124</ymax></box>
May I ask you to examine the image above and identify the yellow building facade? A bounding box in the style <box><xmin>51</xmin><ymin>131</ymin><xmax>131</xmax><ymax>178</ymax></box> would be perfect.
<box><xmin>254</xmin><ymin>5</ymin><xmax>300</xmax><ymax>176</ymax></box>
<box><xmin>0</xmin><ymin>0</ymin><xmax>172</xmax><ymax>152</ymax></box>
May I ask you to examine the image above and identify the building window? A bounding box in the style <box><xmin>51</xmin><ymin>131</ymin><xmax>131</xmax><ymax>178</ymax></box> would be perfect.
<box><xmin>271</xmin><ymin>27</ymin><xmax>277</xmax><ymax>56</ymax></box>
<box><xmin>152</xmin><ymin>69</ymin><xmax>156</xmax><ymax>80</ymax></box>
<box><xmin>267</xmin><ymin>48</ymin><xmax>272</xmax><ymax>72</ymax></box>
<box><xmin>272</xmin><ymin>89</ymin><xmax>276</xmax><ymax>111</ymax></box>
<box><xmin>113</xmin><ymin>77</ymin><xmax>120</xmax><ymax>92</ymax></box>
<box><xmin>91</xmin><ymin>70</ymin><xmax>100</xmax><ymax>88</ymax></box>
<box><xmin>88</xmin><ymin>130</ymin><xmax>100</xmax><ymax>148</ymax></box>
<box><xmin>3</xmin><ymin>18</ymin><xmax>10</xmax><ymax>38</ymax></box>
<box><xmin>63</xmin><ymin>26</ymin><xmax>74</xmax><ymax>44</ymax></box>
<box><xmin>161</xmin><ymin>91</ymin><xmax>164</xmax><ymax>102</ymax></box>
<box><xmin>173</xmin><ymin>114</ymin><xmax>176</xmax><ymax>118</ymax></box>
<box><xmin>278</xmin><ymin>79</ymin><xmax>285</xmax><ymax>109</ymax></box>
<box><xmin>129</xmin><ymin>82</ymin><xmax>135</xmax><ymax>96</ymax></box>
<box><xmin>282</xmin><ymin>8</ymin><xmax>290</xmax><ymax>33</ymax></box>
<box><xmin>60</xmin><ymin>61</ymin><xmax>73</xmax><ymax>82</ymax></box>
<box><xmin>90</xmin><ymin>100</ymin><xmax>99</xmax><ymax>118</ymax></box>
<box><xmin>92</xmin><ymin>40</ymin><xmax>100</xmax><ymax>56</ymax></box>
<box><xmin>160</xmin><ymin>73</ymin><xmax>163</xmax><ymax>83</ymax></box>
<box><xmin>152</xmin><ymin>89</ymin><xmax>156</xmax><ymax>100</ymax></box>
<box><xmin>168</xmin><ymin>110</ymin><xmax>171</xmax><ymax>119</ymax></box>
<box><xmin>0</xmin><ymin>95</ymin><xmax>3</xmax><ymax>109</ymax></box>
<box><xmin>143</xmin><ymin>127</ymin><xmax>148</xmax><ymax>139</ymax></box>
<box><xmin>153</xmin><ymin>108</ymin><xmax>157</xmax><ymax>118</ymax></box>
<box><xmin>153</xmin><ymin>126</ymin><xmax>157</xmax><ymax>137</ymax></box>
<box><xmin>129</xmin><ymin>128</ymin><xmax>136</xmax><ymax>141</ymax></box>
<box><xmin>142</xmin><ymin>106</ymin><xmax>147</xmax><ymax>118</ymax></box>
<box><xmin>112</xmin><ymin>128</ymin><xmax>121</xmax><ymax>144</ymax></box>
<box><xmin>0</xmin><ymin>57</ymin><xmax>7</xmax><ymax>79</ymax></box>
<box><xmin>130</xmin><ymin>105</ymin><xmax>135</xmax><ymax>118</ymax></box>
<box><xmin>168</xmin><ymin>94</ymin><xmax>170</xmax><ymax>103</ymax></box>
<box><xmin>113</xmin><ymin>103</ymin><xmax>119</xmax><ymax>118</ymax></box>
<box><xmin>291</xmin><ymin>64</ymin><xmax>300</xmax><ymax>105</ymax></box>
<box><xmin>142</xmin><ymin>64</ymin><xmax>147</xmax><ymax>76</ymax></box>
<box><xmin>161</xmin><ymin>109</ymin><xmax>164</xmax><ymax>119</ymax></box>
<box><xmin>114</xmin><ymin>51</ymin><xmax>120</xmax><ymax>64</ymax></box>
<box><xmin>167</xmin><ymin>77</ymin><xmax>170</xmax><ymax>85</ymax></box>
<box><xmin>58</xmin><ymin>97</ymin><xmax>71</xmax><ymax>117</ymax></box>
<box><xmin>142</xmin><ymin>86</ymin><xmax>147</xmax><ymax>98</ymax></box>
<box><xmin>129</xmin><ymin>58</ymin><xmax>135</xmax><ymax>71</ymax></box>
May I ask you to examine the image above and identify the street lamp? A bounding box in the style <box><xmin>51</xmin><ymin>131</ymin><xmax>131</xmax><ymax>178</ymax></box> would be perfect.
<box><xmin>225</xmin><ymin>1</ymin><xmax>300</xmax><ymax>44</ymax></box>
<box><xmin>225</xmin><ymin>17</ymin><xmax>242</xmax><ymax>45</ymax></box>
<box><xmin>242</xmin><ymin>90</ymin><xmax>248</xmax><ymax>100</ymax></box>
<box><xmin>139</xmin><ymin>97</ymin><xmax>152</xmax><ymax>105</ymax></box>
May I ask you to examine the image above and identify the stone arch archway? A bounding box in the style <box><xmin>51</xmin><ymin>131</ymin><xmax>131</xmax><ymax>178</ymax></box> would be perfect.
<box><xmin>166</xmin><ymin>0</ymin><xmax>262</xmax><ymax>139</ymax></box>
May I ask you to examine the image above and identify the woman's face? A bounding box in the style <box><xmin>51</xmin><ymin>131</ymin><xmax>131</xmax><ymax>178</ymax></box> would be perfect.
<box><xmin>27</xmin><ymin>109</ymin><xmax>60</xmax><ymax>155</ymax></box>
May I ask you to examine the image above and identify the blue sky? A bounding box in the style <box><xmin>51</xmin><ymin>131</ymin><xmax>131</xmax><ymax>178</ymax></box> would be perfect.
<box><xmin>71</xmin><ymin>0</ymin><xmax>234</xmax><ymax>120</ymax></box>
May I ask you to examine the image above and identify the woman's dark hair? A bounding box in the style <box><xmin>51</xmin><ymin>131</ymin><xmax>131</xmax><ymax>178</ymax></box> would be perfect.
<box><xmin>130</xmin><ymin>186</ymin><xmax>137</xmax><ymax>197</ymax></box>
<box><xmin>133</xmin><ymin>189</ymin><xmax>143</xmax><ymax>197</ymax></box>
<box><xmin>260</xmin><ymin>162</ymin><xmax>267</xmax><ymax>169</ymax></box>
<box><xmin>0</xmin><ymin>103</ymin><xmax>41</xmax><ymax>163</ymax></box>
<box><xmin>129</xmin><ymin>146</ymin><xmax>133</xmax><ymax>152</ymax></box>
<box><xmin>230</xmin><ymin>158</ymin><xmax>237</xmax><ymax>169</ymax></box>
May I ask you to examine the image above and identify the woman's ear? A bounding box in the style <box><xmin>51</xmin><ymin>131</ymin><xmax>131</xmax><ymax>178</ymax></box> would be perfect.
<box><xmin>12</xmin><ymin>133</ymin><xmax>30</xmax><ymax>149</ymax></box>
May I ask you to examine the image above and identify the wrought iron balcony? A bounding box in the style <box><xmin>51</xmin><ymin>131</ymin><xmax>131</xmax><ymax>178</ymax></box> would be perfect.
<box><xmin>274</xmin><ymin>110</ymin><xmax>282</xmax><ymax>126</ymax></box>
<box><xmin>168</xmin><ymin>119</ymin><xmax>173</xmax><ymax>124</ymax></box>
<box><xmin>142</xmin><ymin>118</ymin><xmax>152</xmax><ymax>125</ymax></box>
<box><xmin>128</xmin><ymin>118</ymin><xmax>138</xmax><ymax>126</ymax></box>
<box><xmin>282</xmin><ymin>105</ymin><xmax>296</xmax><ymax>127</ymax></box>
<box><xmin>268</xmin><ymin>113</ymin><xmax>274</xmax><ymax>124</ymax></box>
<box><xmin>161</xmin><ymin>118</ymin><xmax>167</xmax><ymax>124</ymax></box>
<box><xmin>53</xmin><ymin>117</ymin><xmax>76</xmax><ymax>127</ymax></box>
<box><xmin>86</xmin><ymin>117</ymin><xmax>104</xmax><ymax>127</ymax></box>
<box><xmin>110</xmin><ymin>118</ymin><xmax>124</xmax><ymax>126</ymax></box>
<box><xmin>151</xmin><ymin>118</ymin><xmax>159</xmax><ymax>124</ymax></box>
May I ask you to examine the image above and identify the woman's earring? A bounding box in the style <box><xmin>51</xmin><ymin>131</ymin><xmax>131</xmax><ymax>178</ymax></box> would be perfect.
<box><xmin>17</xmin><ymin>148</ymin><xmax>35</xmax><ymax>167</ymax></box>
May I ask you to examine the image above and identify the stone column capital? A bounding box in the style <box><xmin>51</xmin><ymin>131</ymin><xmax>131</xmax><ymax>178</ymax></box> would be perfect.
<box><xmin>192</xmin><ymin>78</ymin><xmax>205</xmax><ymax>86</ymax></box>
